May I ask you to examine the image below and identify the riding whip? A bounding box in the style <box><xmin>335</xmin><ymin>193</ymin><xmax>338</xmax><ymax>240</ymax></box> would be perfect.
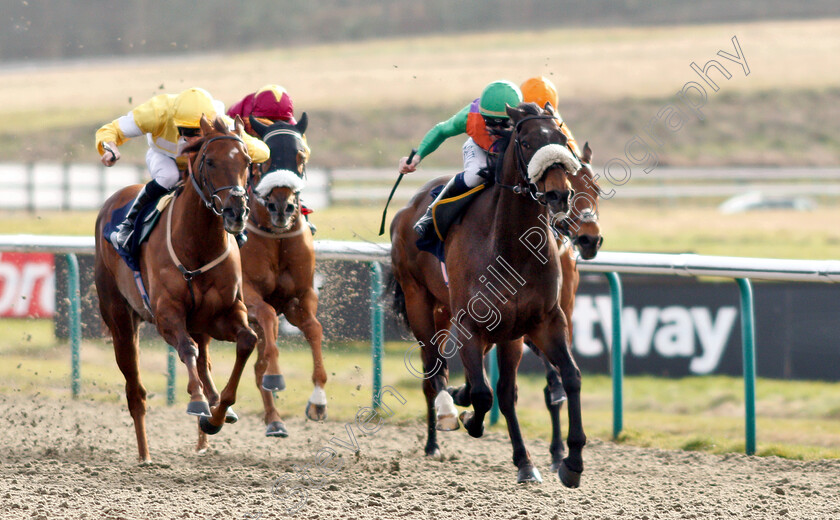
<box><xmin>378</xmin><ymin>148</ymin><xmax>416</xmax><ymax>236</ymax></box>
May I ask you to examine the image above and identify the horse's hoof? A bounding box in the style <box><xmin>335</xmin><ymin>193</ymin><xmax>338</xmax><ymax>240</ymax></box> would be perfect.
<box><xmin>518</xmin><ymin>465</ymin><xmax>543</xmax><ymax>484</ymax></box>
<box><xmin>199</xmin><ymin>416</ymin><xmax>223</xmax><ymax>435</ymax></box>
<box><xmin>558</xmin><ymin>459</ymin><xmax>582</xmax><ymax>488</ymax></box>
<box><xmin>435</xmin><ymin>413</ymin><xmax>460</xmax><ymax>431</ymax></box>
<box><xmin>224</xmin><ymin>407</ymin><xmax>239</xmax><ymax>424</ymax></box>
<box><xmin>261</xmin><ymin>374</ymin><xmax>286</xmax><ymax>392</ymax></box>
<box><xmin>305</xmin><ymin>402</ymin><xmax>327</xmax><ymax>422</ymax></box>
<box><xmin>459</xmin><ymin>411</ymin><xmax>484</xmax><ymax>438</ymax></box>
<box><xmin>186</xmin><ymin>401</ymin><xmax>211</xmax><ymax>417</ymax></box>
<box><xmin>425</xmin><ymin>445</ymin><xmax>442</xmax><ymax>458</ymax></box>
<box><xmin>549</xmin><ymin>386</ymin><xmax>568</xmax><ymax>406</ymax></box>
<box><xmin>265</xmin><ymin>421</ymin><xmax>289</xmax><ymax>438</ymax></box>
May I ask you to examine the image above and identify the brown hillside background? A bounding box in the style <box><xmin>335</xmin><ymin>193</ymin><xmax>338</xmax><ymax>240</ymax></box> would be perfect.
<box><xmin>2</xmin><ymin>18</ymin><xmax>839</xmax><ymax>168</ymax></box>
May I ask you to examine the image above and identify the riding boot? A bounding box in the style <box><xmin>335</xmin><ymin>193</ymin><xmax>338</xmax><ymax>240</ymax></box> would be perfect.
<box><xmin>414</xmin><ymin>172</ymin><xmax>470</xmax><ymax>239</ymax></box>
<box><xmin>110</xmin><ymin>179</ymin><xmax>168</xmax><ymax>251</ymax></box>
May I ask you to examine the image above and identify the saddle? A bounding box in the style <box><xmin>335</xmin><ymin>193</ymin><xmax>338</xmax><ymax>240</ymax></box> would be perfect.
<box><xmin>104</xmin><ymin>191</ymin><xmax>176</xmax><ymax>271</ymax></box>
<box><xmin>416</xmin><ymin>181</ymin><xmax>485</xmax><ymax>265</ymax></box>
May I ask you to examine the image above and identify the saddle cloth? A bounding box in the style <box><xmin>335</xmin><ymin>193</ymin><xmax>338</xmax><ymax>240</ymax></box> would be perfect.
<box><xmin>104</xmin><ymin>192</ymin><xmax>175</xmax><ymax>271</ymax></box>
<box><xmin>416</xmin><ymin>181</ymin><xmax>485</xmax><ymax>266</ymax></box>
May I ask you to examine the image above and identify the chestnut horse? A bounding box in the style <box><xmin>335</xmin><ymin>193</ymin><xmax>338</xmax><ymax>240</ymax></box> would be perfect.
<box><xmin>238</xmin><ymin>114</ymin><xmax>328</xmax><ymax>437</ymax></box>
<box><xmin>94</xmin><ymin>115</ymin><xmax>257</xmax><ymax>461</ymax></box>
<box><xmin>390</xmin><ymin>102</ymin><xmax>586</xmax><ymax>485</ymax></box>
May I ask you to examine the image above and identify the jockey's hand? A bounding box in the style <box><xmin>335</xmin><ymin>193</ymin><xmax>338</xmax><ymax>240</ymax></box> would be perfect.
<box><xmin>398</xmin><ymin>154</ymin><xmax>420</xmax><ymax>174</ymax></box>
<box><xmin>101</xmin><ymin>142</ymin><xmax>120</xmax><ymax>166</ymax></box>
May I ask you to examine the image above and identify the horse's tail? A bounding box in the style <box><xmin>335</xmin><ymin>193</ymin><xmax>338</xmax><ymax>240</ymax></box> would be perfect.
<box><xmin>384</xmin><ymin>270</ymin><xmax>409</xmax><ymax>329</ymax></box>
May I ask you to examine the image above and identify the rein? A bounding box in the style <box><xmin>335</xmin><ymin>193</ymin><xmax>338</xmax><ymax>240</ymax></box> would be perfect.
<box><xmin>494</xmin><ymin>114</ymin><xmax>563</xmax><ymax>206</ymax></box>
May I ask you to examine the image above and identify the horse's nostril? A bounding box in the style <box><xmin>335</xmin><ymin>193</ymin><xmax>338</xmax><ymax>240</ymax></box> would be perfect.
<box><xmin>286</xmin><ymin>203</ymin><xmax>296</xmax><ymax>214</ymax></box>
<box><xmin>578</xmin><ymin>236</ymin><xmax>591</xmax><ymax>246</ymax></box>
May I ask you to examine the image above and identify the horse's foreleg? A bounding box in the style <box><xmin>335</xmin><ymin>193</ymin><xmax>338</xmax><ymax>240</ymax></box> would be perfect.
<box><xmin>249</xmin><ymin>299</ymin><xmax>288</xmax><ymax>437</ymax></box>
<box><xmin>202</xmin><ymin>301</ymin><xmax>257</xmax><ymax>435</ymax></box>
<box><xmin>496</xmin><ymin>339</ymin><xmax>542</xmax><ymax>483</ymax></box>
<box><xmin>526</xmin><ymin>338</ymin><xmax>566</xmax><ymax>469</ymax></box>
<box><xmin>283</xmin><ymin>289</ymin><xmax>327</xmax><ymax>422</ymax></box>
<box><xmin>529</xmin><ymin>309</ymin><xmax>585</xmax><ymax>488</ymax></box>
<box><xmin>155</xmin><ymin>309</ymin><xmax>209</xmax><ymax>418</ymax></box>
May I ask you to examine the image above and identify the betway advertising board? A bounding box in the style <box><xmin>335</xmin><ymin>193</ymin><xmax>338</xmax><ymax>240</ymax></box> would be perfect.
<box><xmin>50</xmin><ymin>258</ymin><xmax>840</xmax><ymax>381</ymax></box>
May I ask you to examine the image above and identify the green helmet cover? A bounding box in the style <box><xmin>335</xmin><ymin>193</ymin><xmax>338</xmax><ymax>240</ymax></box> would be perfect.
<box><xmin>479</xmin><ymin>80</ymin><xmax>523</xmax><ymax>119</ymax></box>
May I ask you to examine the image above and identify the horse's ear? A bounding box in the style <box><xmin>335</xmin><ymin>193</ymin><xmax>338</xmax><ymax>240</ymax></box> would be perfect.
<box><xmin>213</xmin><ymin>115</ymin><xmax>228</xmax><ymax>134</ymax></box>
<box><xmin>505</xmin><ymin>104</ymin><xmax>526</xmax><ymax>124</ymax></box>
<box><xmin>233</xmin><ymin>114</ymin><xmax>245</xmax><ymax>136</ymax></box>
<box><xmin>199</xmin><ymin>114</ymin><xmax>213</xmax><ymax>135</ymax></box>
<box><xmin>543</xmin><ymin>101</ymin><xmax>555</xmax><ymax>115</ymax></box>
<box><xmin>296</xmin><ymin>112</ymin><xmax>308</xmax><ymax>135</ymax></box>
<box><xmin>250</xmin><ymin>114</ymin><xmax>269</xmax><ymax>138</ymax></box>
<box><xmin>582</xmin><ymin>141</ymin><xmax>592</xmax><ymax>164</ymax></box>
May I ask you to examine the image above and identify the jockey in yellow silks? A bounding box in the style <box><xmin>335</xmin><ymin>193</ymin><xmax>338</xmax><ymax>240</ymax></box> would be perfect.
<box><xmin>96</xmin><ymin>87</ymin><xmax>269</xmax><ymax>251</ymax></box>
<box><xmin>398</xmin><ymin>80</ymin><xmax>523</xmax><ymax>239</ymax></box>
<box><xmin>520</xmin><ymin>76</ymin><xmax>582</xmax><ymax>159</ymax></box>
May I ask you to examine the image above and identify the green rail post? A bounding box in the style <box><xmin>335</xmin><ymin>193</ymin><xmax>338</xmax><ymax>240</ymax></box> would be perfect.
<box><xmin>370</xmin><ymin>262</ymin><xmax>384</xmax><ymax>408</ymax></box>
<box><xmin>736</xmin><ymin>278</ymin><xmax>757</xmax><ymax>455</ymax></box>
<box><xmin>605</xmin><ymin>272</ymin><xmax>624</xmax><ymax>439</ymax></box>
<box><xmin>167</xmin><ymin>348</ymin><xmax>177</xmax><ymax>406</ymax></box>
<box><xmin>488</xmin><ymin>346</ymin><xmax>500</xmax><ymax>426</ymax></box>
<box><xmin>64</xmin><ymin>254</ymin><xmax>81</xmax><ymax>399</ymax></box>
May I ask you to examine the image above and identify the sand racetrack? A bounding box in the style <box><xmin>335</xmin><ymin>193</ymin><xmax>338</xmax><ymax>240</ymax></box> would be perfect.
<box><xmin>1</xmin><ymin>392</ymin><xmax>839</xmax><ymax>520</ymax></box>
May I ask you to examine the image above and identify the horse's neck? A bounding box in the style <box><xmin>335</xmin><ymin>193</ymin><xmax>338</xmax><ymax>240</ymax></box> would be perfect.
<box><xmin>170</xmin><ymin>184</ymin><xmax>229</xmax><ymax>262</ymax></box>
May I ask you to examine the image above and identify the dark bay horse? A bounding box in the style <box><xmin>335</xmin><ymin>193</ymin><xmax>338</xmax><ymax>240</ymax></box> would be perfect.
<box><xmin>238</xmin><ymin>114</ymin><xmax>328</xmax><ymax>437</ymax></box>
<box><xmin>528</xmin><ymin>141</ymin><xmax>603</xmax><ymax>471</ymax></box>
<box><xmin>94</xmin><ymin>115</ymin><xmax>257</xmax><ymax>462</ymax></box>
<box><xmin>390</xmin><ymin>102</ymin><xmax>586</xmax><ymax>486</ymax></box>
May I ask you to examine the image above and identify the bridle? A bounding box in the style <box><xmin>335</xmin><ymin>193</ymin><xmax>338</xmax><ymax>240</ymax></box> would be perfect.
<box><xmin>187</xmin><ymin>134</ymin><xmax>251</xmax><ymax>217</ymax></box>
<box><xmin>494</xmin><ymin>114</ymin><xmax>570</xmax><ymax>206</ymax></box>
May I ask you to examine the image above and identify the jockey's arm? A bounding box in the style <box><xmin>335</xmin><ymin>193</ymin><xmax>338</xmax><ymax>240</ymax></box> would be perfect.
<box><xmin>95</xmin><ymin>110</ymin><xmax>149</xmax><ymax>166</ymax></box>
<box><xmin>400</xmin><ymin>103</ymin><xmax>469</xmax><ymax>174</ymax></box>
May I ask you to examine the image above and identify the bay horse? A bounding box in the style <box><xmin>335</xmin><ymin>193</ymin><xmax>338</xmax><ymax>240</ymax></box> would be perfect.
<box><xmin>238</xmin><ymin>114</ymin><xmax>328</xmax><ymax>437</ymax></box>
<box><xmin>528</xmin><ymin>141</ymin><xmax>603</xmax><ymax>471</ymax></box>
<box><xmin>94</xmin><ymin>115</ymin><xmax>257</xmax><ymax>462</ymax></box>
<box><xmin>389</xmin><ymin>102</ymin><xmax>586</xmax><ymax>486</ymax></box>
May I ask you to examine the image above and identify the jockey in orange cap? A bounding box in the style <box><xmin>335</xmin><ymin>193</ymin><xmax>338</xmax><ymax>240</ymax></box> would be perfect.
<box><xmin>520</xmin><ymin>76</ymin><xmax>582</xmax><ymax>159</ymax></box>
<box><xmin>96</xmin><ymin>87</ymin><xmax>269</xmax><ymax>251</ymax></box>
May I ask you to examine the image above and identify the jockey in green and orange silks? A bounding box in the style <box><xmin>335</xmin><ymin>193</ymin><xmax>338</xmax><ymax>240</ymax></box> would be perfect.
<box><xmin>398</xmin><ymin>80</ymin><xmax>523</xmax><ymax>238</ymax></box>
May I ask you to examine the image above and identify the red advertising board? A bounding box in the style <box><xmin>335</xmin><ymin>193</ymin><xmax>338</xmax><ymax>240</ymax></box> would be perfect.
<box><xmin>0</xmin><ymin>252</ymin><xmax>55</xmax><ymax>318</ymax></box>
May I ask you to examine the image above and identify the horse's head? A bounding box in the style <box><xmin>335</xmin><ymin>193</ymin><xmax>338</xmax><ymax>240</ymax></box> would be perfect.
<box><xmin>562</xmin><ymin>142</ymin><xmax>604</xmax><ymax>260</ymax></box>
<box><xmin>248</xmin><ymin>114</ymin><xmax>308</xmax><ymax>230</ymax></box>
<box><xmin>507</xmin><ymin>103</ymin><xmax>580</xmax><ymax>220</ymax></box>
<box><xmin>181</xmin><ymin>115</ymin><xmax>252</xmax><ymax>234</ymax></box>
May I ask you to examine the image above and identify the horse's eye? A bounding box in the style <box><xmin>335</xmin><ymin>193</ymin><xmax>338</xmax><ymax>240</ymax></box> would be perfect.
<box><xmin>205</xmin><ymin>158</ymin><xmax>215</xmax><ymax>168</ymax></box>
<box><xmin>521</xmin><ymin>140</ymin><xmax>530</xmax><ymax>149</ymax></box>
